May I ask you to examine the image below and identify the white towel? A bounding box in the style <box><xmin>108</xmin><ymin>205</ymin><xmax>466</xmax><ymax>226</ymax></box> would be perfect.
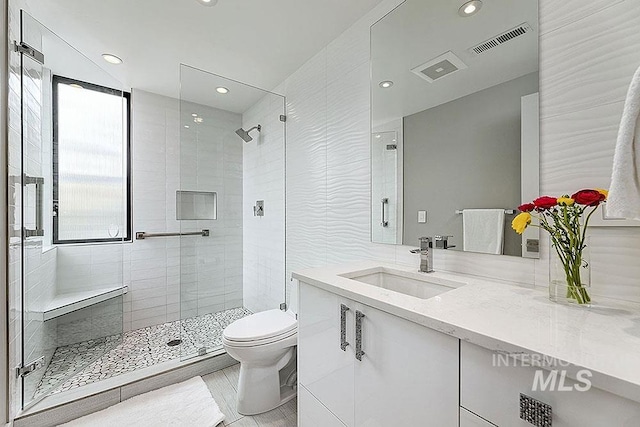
<box><xmin>608</xmin><ymin>65</ymin><xmax>640</xmax><ymax>220</ymax></box>
<box><xmin>462</xmin><ymin>209</ymin><xmax>505</xmax><ymax>255</ymax></box>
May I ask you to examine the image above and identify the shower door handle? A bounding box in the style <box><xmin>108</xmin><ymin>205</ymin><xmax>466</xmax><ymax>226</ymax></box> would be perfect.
<box><xmin>355</xmin><ymin>310</ymin><xmax>365</xmax><ymax>361</ymax></box>
<box><xmin>24</xmin><ymin>174</ymin><xmax>45</xmax><ymax>238</ymax></box>
<box><xmin>340</xmin><ymin>304</ymin><xmax>350</xmax><ymax>351</ymax></box>
<box><xmin>381</xmin><ymin>198</ymin><xmax>389</xmax><ymax>227</ymax></box>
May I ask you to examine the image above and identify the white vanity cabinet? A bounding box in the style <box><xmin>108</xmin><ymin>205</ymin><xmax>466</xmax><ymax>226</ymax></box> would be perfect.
<box><xmin>298</xmin><ymin>281</ymin><xmax>459</xmax><ymax>427</ymax></box>
<box><xmin>460</xmin><ymin>341</ymin><xmax>640</xmax><ymax>427</ymax></box>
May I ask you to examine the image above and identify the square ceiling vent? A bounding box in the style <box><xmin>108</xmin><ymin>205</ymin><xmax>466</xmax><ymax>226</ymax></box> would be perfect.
<box><xmin>410</xmin><ymin>51</ymin><xmax>468</xmax><ymax>83</ymax></box>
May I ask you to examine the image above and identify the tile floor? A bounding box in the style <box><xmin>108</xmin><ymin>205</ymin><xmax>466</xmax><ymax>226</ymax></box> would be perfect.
<box><xmin>35</xmin><ymin>307</ymin><xmax>252</xmax><ymax>398</ymax></box>
<box><xmin>203</xmin><ymin>363</ymin><xmax>297</xmax><ymax>426</ymax></box>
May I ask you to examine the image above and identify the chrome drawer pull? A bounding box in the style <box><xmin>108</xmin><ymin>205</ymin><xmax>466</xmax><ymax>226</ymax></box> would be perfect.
<box><xmin>340</xmin><ymin>304</ymin><xmax>350</xmax><ymax>351</ymax></box>
<box><xmin>355</xmin><ymin>310</ymin><xmax>365</xmax><ymax>361</ymax></box>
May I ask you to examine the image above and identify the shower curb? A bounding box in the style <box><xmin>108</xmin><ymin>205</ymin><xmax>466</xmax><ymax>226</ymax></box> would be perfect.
<box><xmin>13</xmin><ymin>352</ymin><xmax>236</xmax><ymax>427</ymax></box>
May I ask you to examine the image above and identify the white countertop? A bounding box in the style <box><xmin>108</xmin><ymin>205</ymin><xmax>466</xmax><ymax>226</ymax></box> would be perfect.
<box><xmin>293</xmin><ymin>261</ymin><xmax>640</xmax><ymax>403</ymax></box>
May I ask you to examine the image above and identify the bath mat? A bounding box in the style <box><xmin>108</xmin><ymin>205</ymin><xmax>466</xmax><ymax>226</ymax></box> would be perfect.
<box><xmin>59</xmin><ymin>376</ymin><xmax>224</xmax><ymax>427</ymax></box>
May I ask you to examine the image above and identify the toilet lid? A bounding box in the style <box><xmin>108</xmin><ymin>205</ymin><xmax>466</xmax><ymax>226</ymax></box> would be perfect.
<box><xmin>223</xmin><ymin>309</ymin><xmax>297</xmax><ymax>342</ymax></box>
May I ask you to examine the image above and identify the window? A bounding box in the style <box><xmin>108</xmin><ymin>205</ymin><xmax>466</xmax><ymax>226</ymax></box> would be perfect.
<box><xmin>53</xmin><ymin>76</ymin><xmax>131</xmax><ymax>244</ymax></box>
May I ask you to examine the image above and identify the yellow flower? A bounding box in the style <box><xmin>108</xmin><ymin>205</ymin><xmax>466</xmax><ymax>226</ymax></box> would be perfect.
<box><xmin>511</xmin><ymin>212</ymin><xmax>532</xmax><ymax>235</ymax></box>
<box><xmin>557</xmin><ymin>197</ymin><xmax>575</xmax><ymax>206</ymax></box>
<box><xmin>595</xmin><ymin>188</ymin><xmax>609</xmax><ymax>200</ymax></box>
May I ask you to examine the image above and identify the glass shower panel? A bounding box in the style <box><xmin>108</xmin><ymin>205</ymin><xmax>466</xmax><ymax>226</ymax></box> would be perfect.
<box><xmin>179</xmin><ymin>65</ymin><xmax>286</xmax><ymax>360</ymax></box>
<box><xmin>371</xmin><ymin>131</ymin><xmax>400</xmax><ymax>244</ymax></box>
<box><xmin>18</xmin><ymin>12</ymin><xmax>125</xmax><ymax>408</ymax></box>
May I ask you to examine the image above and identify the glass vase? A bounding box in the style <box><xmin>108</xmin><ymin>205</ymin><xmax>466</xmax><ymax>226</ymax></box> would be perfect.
<box><xmin>548</xmin><ymin>237</ymin><xmax>591</xmax><ymax>306</ymax></box>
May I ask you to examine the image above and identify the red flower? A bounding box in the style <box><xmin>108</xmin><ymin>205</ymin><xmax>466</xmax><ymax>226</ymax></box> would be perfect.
<box><xmin>572</xmin><ymin>189</ymin><xmax>606</xmax><ymax>207</ymax></box>
<box><xmin>518</xmin><ymin>203</ymin><xmax>535</xmax><ymax>212</ymax></box>
<box><xmin>533</xmin><ymin>196</ymin><xmax>558</xmax><ymax>210</ymax></box>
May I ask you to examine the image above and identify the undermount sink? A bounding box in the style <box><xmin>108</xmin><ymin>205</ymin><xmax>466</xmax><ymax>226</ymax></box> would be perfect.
<box><xmin>340</xmin><ymin>267</ymin><xmax>464</xmax><ymax>299</ymax></box>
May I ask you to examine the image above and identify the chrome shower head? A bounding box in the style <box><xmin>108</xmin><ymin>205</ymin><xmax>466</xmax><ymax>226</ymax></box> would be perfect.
<box><xmin>235</xmin><ymin>124</ymin><xmax>261</xmax><ymax>143</ymax></box>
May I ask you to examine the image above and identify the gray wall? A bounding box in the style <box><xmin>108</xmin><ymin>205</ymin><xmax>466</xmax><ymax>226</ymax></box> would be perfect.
<box><xmin>403</xmin><ymin>72</ymin><xmax>538</xmax><ymax>256</ymax></box>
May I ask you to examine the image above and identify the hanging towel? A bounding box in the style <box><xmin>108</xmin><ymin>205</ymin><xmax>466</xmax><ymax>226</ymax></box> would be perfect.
<box><xmin>463</xmin><ymin>209</ymin><xmax>505</xmax><ymax>255</ymax></box>
<box><xmin>608</xmin><ymin>65</ymin><xmax>640</xmax><ymax>220</ymax></box>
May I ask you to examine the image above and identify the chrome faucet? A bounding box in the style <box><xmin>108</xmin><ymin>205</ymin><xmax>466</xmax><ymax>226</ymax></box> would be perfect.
<box><xmin>409</xmin><ymin>237</ymin><xmax>434</xmax><ymax>273</ymax></box>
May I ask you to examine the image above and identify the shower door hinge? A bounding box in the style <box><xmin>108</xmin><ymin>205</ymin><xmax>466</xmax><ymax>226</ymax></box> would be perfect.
<box><xmin>13</xmin><ymin>41</ymin><xmax>45</xmax><ymax>65</ymax></box>
<box><xmin>16</xmin><ymin>356</ymin><xmax>45</xmax><ymax>378</ymax></box>
<box><xmin>279</xmin><ymin>115</ymin><xmax>287</xmax><ymax>122</ymax></box>
<box><xmin>280</xmin><ymin>302</ymin><xmax>287</xmax><ymax>311</ymax></box>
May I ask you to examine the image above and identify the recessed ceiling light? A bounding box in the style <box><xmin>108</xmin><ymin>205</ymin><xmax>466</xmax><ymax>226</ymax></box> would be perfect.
<box><xmin>184</xmin><ymin>125</ymin><xmax>190</xmax><ymax>128</ymax></box>
<box><xmin>379</xmin><ymin>80</ymin><xmax>394</xmax><ymax>89</ymax></box>
<box><xmin>216</xmin><ymin>87</ymin><xmax>229</xmax><ymax>94</ymax></box>
<box><xmin>196</xmin><ymin>0</ymin><xmax>218</xmax><ymax>6</ymax></box>
<box><xmin>102</xmin><ymin>53</ymin><xmax>123</xmax><ymax>64</ymax></box>
<box><xmin>194</xmin><ymin>117</ymin><xmax>204</xmax><ymax>123</ymax></box>
<box><xmin>375</xmin><ymin>134</ymin><xmax>382</xmax><ymax>139</ymax></box>
<box><xmin>192</xmin><ymin>113</ymin><xmax>198</xmax><ymax>117</ymax></box>
<box><xmin>458</xmin><ymin>0</ymin><xmax>482</xmax><ymax>17</ymax></box>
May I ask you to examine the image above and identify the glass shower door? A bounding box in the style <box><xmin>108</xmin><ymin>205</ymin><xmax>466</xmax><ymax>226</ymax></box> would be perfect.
<box><xmin>17</xmin><ymin>12</ymin><xmax>125</xmax><ymax>408</ymax></box>
<box><xmin>178</xmin><ymin>65</ymin><xmax>286</xmax><ymax>360</ymax></box>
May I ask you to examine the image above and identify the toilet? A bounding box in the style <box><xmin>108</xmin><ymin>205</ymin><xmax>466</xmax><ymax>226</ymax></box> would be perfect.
<box><xmin>222</xmin><ymin>297</ymin><xmax>298</xmax><ymax>415</ymax></box>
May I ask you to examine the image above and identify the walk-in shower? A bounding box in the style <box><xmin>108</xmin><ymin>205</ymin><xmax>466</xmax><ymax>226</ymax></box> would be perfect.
<box><xmin>235</xmin><ymin>124</ymin><xmax>261</xmax><ymax>142</ymax></box>
<box><xmin>9</xmin><ymin>11</ymin><xmax>286</xmax><ymax>416</ymax></box>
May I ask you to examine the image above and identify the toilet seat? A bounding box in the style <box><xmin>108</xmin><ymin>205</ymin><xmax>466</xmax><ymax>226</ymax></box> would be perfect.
<box><xmin>223</xmin><ymin>309</ymin><xmax>297</xmax><ymax>346</ymax></box>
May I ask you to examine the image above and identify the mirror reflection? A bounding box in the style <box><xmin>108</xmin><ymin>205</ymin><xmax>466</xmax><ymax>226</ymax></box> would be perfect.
<box><xmin>371</xmin><ymin>0</ymin><xmax>539</xmax><ymax>258</ymax></box>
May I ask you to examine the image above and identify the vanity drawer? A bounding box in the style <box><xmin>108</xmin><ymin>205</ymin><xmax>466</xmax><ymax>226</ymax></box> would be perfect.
<box><xmin>460</xmin><ymin>342</ymin><xmax>640</xmax><ymax>427</ymax></box>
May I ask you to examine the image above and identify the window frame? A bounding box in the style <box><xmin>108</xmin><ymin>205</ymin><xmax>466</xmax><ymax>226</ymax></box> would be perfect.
<box><xmin>52</xmin><ymin>75</ymin><xmax>132</xmax><ymax>244</ymax></box>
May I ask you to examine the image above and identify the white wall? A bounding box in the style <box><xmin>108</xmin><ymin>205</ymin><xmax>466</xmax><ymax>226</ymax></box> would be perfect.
<box><xmin>537</xmin><ymin>0</ymin><xmax>640</xmax><ymax>303</ymax></box>
<box><xmin>280</xmin><ymin>0</ymin><xmax>640</xmax><ymax>305</ymax></box>
<box><xmin>242</xmin><ymin>93</ymin><xmax>286</xmax><ymax>313</ymax></box>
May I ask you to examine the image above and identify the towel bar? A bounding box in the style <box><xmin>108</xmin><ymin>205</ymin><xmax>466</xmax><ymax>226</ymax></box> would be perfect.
<box><xmin>455</xmin><ymin>209</ymin><xmax>515</xmax><ymax>215</ymax></box>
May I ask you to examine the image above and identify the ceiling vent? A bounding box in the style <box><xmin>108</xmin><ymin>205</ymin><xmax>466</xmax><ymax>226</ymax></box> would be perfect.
<box><xmin>410</xmin><ymin>51</ymin><xmax>468</xmax><ymax>83</ymax></box>
<box><xmin>469</xmin><ymin>23</ymin><xmax>532</xmax><ymax>55</ymax></box>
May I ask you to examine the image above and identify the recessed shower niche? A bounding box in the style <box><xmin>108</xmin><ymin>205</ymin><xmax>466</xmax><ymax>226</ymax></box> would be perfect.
<box><xmin>176</xmin><ymin>190</ymin><xmax>217</xmax><ymax>220</ymax></box>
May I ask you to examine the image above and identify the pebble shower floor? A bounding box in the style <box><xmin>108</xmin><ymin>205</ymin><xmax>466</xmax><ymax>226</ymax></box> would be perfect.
<box><xmin>35</xmin><ymin>307</ymin><xmax>252</xmax><ymax>397</ymax></box>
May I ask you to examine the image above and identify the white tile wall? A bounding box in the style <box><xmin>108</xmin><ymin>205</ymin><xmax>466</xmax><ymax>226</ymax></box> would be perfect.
<box><xmin>278</xmin><ymin>0</ymin><xmax>640</xmax><ymax>305</ymax></box>
<box><xmin>55</xmin><ymin>90</ymin><xmax>245</xmax><ymax>331</ymax></box>
<box><xmin>242</xmin><ymin>92</ymin><xmax>286</xmax><ymax>313</ymax></box>
<box><xmin>178</xmin><ymin>97</ymin><xmax>244</xmax><ymax>320</ymax></box>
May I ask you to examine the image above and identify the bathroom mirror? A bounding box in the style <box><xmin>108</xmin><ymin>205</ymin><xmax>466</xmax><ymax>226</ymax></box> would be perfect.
<box><xmin>370</xmin><ymin>0</ymin><xmax>540</xmax><ymax>258</ymax></box>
